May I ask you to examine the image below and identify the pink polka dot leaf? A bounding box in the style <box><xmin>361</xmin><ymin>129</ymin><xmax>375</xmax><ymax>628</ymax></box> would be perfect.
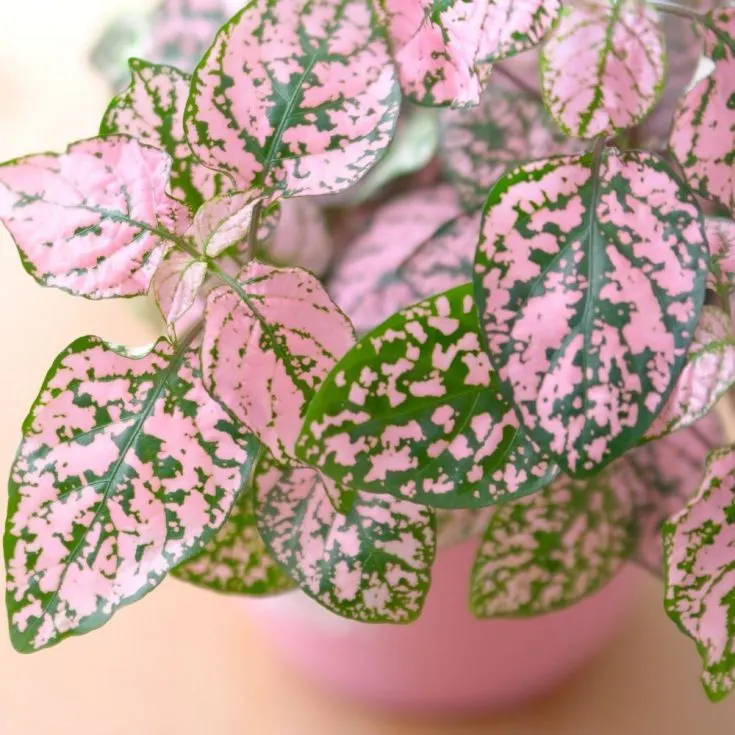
<box><xmin>1</xmin><ymin>0</ymin><xmax>735</xmax><ymax>700</ymax></box>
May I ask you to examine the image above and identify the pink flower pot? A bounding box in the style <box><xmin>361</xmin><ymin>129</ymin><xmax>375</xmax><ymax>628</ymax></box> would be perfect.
<box><xmin>246</xmin><ymin>538</ymin><xmax>637</xmax><ymax>714</ymax></box>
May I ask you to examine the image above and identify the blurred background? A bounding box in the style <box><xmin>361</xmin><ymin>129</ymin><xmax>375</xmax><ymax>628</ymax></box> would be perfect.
<box><xmin>1</xmin><ymin>2</ymin><xmax>735</xmax><ymax>733</ymax></box>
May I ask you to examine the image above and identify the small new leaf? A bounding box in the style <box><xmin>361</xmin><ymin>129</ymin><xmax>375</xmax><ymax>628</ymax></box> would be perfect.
<box><xmin>254</xmin><ymin>455</ymin><xmax>436</xmax><ymax>622</ymax></box>
<box><xmin>298</xmin><ymin>285</ymin><xmax>558</xmax><ymax>508</ymax></box>
<box><xmin>4</xmin><ymin>336</ymin><xmax>259</xmax><ymax>652</ymax></box>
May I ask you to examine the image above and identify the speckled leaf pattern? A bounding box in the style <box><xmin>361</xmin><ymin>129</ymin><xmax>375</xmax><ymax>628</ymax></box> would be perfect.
<box><xmin>670</xmin><ymin>8</ymin><xmax>735</xmax><ymax>212</ymax></box>
<box><xmin>186</xmin><ymin>0</ymin><xmax>400</xmax><ymax>196</ymax></box>
<box><xmin>0</xmin><ymin>137</ymin><xmax>183</xmax><ymax>299</ymax></box>
<box><xmin>645</xmin><ymin>307</ymin><xmax>735</xmax><ymax>441</ymax></box>
<box><xmin>297</xmin><ymin>285</ymin><xmax>558</xmax><ymax>508</ymax></box>
<box><xmin>191</xmin><ymin>190</ymin><xmax>278</xmax><ymax>258</ymax></box>
<box><xmin>541</xmin><ymin>0</ymin><xmax>666</xmax><ymax>138</ymax></box>
<box><xmin>618</xmin><ymin>413</ymin><xmax>721</xmax><ymax>574</ymax></box>
<box><xmin>664</xmin><ymin>444</ymin><xmax>735</xmax><ymax>701</ymax></box>
<box><xmin>153</xmin><ymin>248</ymin><xmax>208</xmax><ymax>328</ymax></box>
<box><xmin>474</xmin><ymin>151</ymin><xmax>708</xmax><ymax>477</ymax></box>
<box><xmin>100</xmin><ymin>59</ymin><xmax>226</xmax><ymax>211</ymax></box>
<box><xmin>706</xmin><ymin>218</ymin><xmax>735</xmax><ymax>300</ymax></box>
<box><xmin>202</xmin><ymin>261</ymin><xmax>355</xmax><ymax>461</ymax></box>
<box><xmin>146</xmin><ymin>0</ymin><xmax>230</xmax><ymax>73</ymax></box>
<box><xmin>469</xmin><ymin>468</ymin><xmax>635</xmax><ymax>617</ymax></box>
<box><xmin>328</xmin><ymin>185</ymin><xmax>470</xmax><ymax>333</ymax></box>
<box><xmin>440</xmin><ymin>87</ymin><xmax>581</xmax><ymax>207</ymax></box>
<box><xmin>172</xmin><ymin>486</ymin><xmax>294</xmax><ymax>595</ymax></box>
<box><xmin>4</xmin><ymin>336</ymin><xmax>259</xmax><ymax>652</ymax></box>
<box><xmin>254</xmin><ymin>455</ymin><xmax>435</xmax><ymax>622</ymax></box>
<box><xmin>375</xmin><ymin>0</ymin><xmax>561</xmax><ymax>106</ymax></box>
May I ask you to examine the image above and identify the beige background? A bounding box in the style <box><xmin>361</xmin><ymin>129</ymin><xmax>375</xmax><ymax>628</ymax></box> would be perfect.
<box><xmin>0</xmin><ymin>2</ymin><xmax>734</xmax><ymax>732</ymax></box>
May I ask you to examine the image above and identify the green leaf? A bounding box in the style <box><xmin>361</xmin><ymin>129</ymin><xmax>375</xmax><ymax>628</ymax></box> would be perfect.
<box><xmin>297</xmin><ymin>285</ymin><xmax>558</xmax><ymax>508</ymax></box>
<box><xmin>254</xmin><ymin>454</ymin><xmax>435</xmax><ymax>623</ymax></box>
<box><xmin>172</xmin><ymin>484</ymin><xmax>294</xmax><ymax>596</ymax></box>
<box><xmin>470</xmin><ymin>469</ymin><xmax>636</xmax><ymax>617</ymax></box>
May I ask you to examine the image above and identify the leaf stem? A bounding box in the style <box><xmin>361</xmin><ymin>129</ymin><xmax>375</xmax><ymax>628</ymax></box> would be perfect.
<box><xmin>649</xmin><ymin>1</ymin><xmax>704</xmax><ymax>22</ymax></box>
<box><xmin>248</xmin><ymin>200</ymin><xmax>263</xmax><ymax>253</ymax></box>
<box><xmin>494</xmin><ymin>65</ymin><xmax>543</xmax><ymax>101</ymax></box>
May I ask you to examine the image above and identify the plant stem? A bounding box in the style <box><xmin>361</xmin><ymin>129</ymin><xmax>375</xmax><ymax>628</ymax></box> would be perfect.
<box><xmin>248</xmin><ymin>200</ymin><xmax>263</xmax><ymax>253</ymax></box>
<box><xmin>494</xmin><ymin>65</ymin><xmax>543</xmax><ymax>101</ymax></box>
<box><xmin>649</xmin><ymin>1</ymin><xmax>704</xmax><ymax>22</ymax></box>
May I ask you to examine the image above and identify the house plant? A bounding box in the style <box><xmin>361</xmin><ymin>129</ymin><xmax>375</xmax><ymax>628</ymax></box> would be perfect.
<box><xmin>1</xmin><ymin>0</ymin><xmax>734</xmax><ymax>712</ymax></box>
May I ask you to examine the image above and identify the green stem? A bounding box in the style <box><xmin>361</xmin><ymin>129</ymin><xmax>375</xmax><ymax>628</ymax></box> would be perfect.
<box><xmin>248</xmin><ymin>200</ymin><xmax>263</xmax><ymax>253</ymax></box>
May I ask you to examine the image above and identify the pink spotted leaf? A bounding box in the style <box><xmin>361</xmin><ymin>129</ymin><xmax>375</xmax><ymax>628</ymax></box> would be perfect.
<box><xmin>375</xmin><ymin>0</ymin><xmax>561</xmax><ymax>107</ymax></box>
<box><xmin>202</xmin><ymin>261</ymin><xmax>355</xmax><ymax>462</ymax></box>
<box><xmin>100</xmin><ymin>58</ymin><xmax>228</xmax><ymax>211</ymax></box>
<box><xmin>185</xmin><ymin>0</ymin><xmax>400</xmax><ymax>197</ymax></box>
<box><xmin>541</xmin><ymin>0</ymin><xmax>667</xmax><ymax>138</ymax></box>
<box><xmin>469</xmin><ymin>467</ymin><xmax>636</xmax><ymax>617</ymax></box>
<box><xmin>664</xmin><ymin>444</ymin><xmax>735</xmax><ymax>701</ymax></box>
<box><xmin>618</xmin><ymin>413</ymin><xmax>721</xmax><ymax>574</ymax></box>
<box><xmin>152</xmin><ymin>249</ymin><xmax>208</xmax><ymax>328</ymax></box>
<box><xmin>645</xmin><ymin>307</ymin><xmax>735</xmax><ymax>442</ymax></box>
<box><xmin>440</xmin><ymin>86</ymin><xmax>582</xmax><ymax>208</ymax></box>
<box><xmin>328</xmin><ymin>185</ymin><xmax>475</xmax><ymax>333</ymax></box>
<box><xmin>670</xmin><ymin>8</ymin><xmax>735</xmax><ymax>212</ymax></box>
<box><xmin>254</xmin><ymin>454</ymin><xmax>435</xmax><ymax>622</ymax></box>
<box><xmin>705</xmin><ymin>217</ymin><xmax>735</xmax><ymax>302</ymax></box>
<box><xmin>474</xmin><ymin>151</ymin><xmax>709</xmax><ymax>477</ymax></box>
<box><xmin>4</xmin><ymin>336</ymin><xmax>259</xmax><ymax>652</ymax></box>
<box><xmin>172</xmin><ymin>487</ymin><xmax>295</xmax><ymax>595</ymax></box>
<box><xmin>0</xmin><ymin>137</ymin><xmax>185</xmax><ymax>299</ymax></box>
<box><xmin>297</xmin><ymin>285</ymin><xmax>559</xmax><ymax>508</ymax></box>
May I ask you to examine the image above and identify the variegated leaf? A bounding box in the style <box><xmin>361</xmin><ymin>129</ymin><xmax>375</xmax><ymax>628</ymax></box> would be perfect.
<box><xmin>202</xmin><ymin>261</ymin><xmax>355</xmax><ymax>461</ymax></box>
<box><xmin>706</xmin><ymin>217</ymin><xmax>735</xmax><ymax>300</ymax></box>
<box><xmin>375</xmin><ymin>0</ymin><xmax>561</xmax><ymax>107</ymax></box>
<box><xmin>618</xmin><ymin>413</ymin><xmax>721</xmax><ymax>573</ymax></box>
<box><xmin>172</xmin><ymin>486</ymin><xmax>294</xmax><ymax>595</ymax></box>
<box><xmin>328</xmin><ymin>185</ymin><xmax>471</xmax><ymax>333</ymax></box>
<box><xmin>191</xmin><ymin>190</ymin><xmax>279</xmax><ymax>258</ymax></box>
<box><xmin>440</xmin><ymin>86</ymin><xmax>581</xmax><ymax>208</ymax></box>
<box><xmin>100</xmin><ymin>59</ymin><xmax>227</xmax><ymax>211</ymax></box>
<box><xmin>470</xmin><ymin>468</ymin><xmax>636</xmax><ymax>617</ymax></box>
<box><xmin>145</xmin><ymin>0</ymin><xmax>231</xmax><ymax>73</ymax></box>
<box><xmin>670</xmin><ymin>8</ymin><xmax>735</xmax><ymax>212</ymax></box>
<box><xmin>0</xmin><ymin>137</ymin><xmax>184</xmax><ymax>299</ymax></box>
<box><xmin>253</xmin><ymin>454</ymin><xmax>436</xmax><ymax>622</ymax></box>
<box><xmin>4</xmin><ymin>336</ymin><xmax>259</xmax><ymax>652</ymax></box>
<box><xmin>153</xmin><ymin>248</ymin><xmax>209</xmax><ymax>328</ymax></box>
<box><xmin>297</xmin><ymin>285</ymin><xmax>558</xmax><ymax>508</ymax></box>
<box><xmin>474</xmin><ymin>151</ymin><xmax>708</xmax><ymax>477</ymax></box>
<box><xmin>541</xmin><ymin>0</ymin><xmax>667</xmax><ymax>138</ymax></box>
<box><xmin>645</xmin><ymin>307</ymin><xmax>735</xmax><ymax>441</ymax></box>
<box><xmin>664</xmin><ymin>444</ymin><xmax>735</xmax><ymax>701</ymax></box>
<box><xmin>186</xmin><ymin>0</ymin><xmax>400</xmax><ymax>196</ymax></box>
